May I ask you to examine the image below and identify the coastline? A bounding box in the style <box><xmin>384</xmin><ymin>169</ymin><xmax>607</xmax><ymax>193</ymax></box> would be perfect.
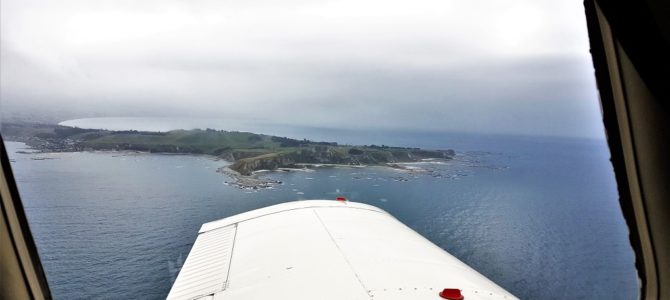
<box><xmin>217</xmin><ymin>166</ymin><xmax>282</xmax><ymax>190</ymax></box>
<box><xmin>7</xmin><ymin>139</ymin><xmax>449</xmax><ymax>190</ymax></box>
<box><xmin>3</xmin><ymin>123</ymin><xmax>456</xmax><ymax>189</ymax></box>
<box><xmin>217</xmin><ymin>160</ymin><xmax>447</xmax><ymax>190</ymax></box>
<box><xmin>7</xmin><ymin>140</ymin><xmax>437</xmax><ymax>189</ymax></box>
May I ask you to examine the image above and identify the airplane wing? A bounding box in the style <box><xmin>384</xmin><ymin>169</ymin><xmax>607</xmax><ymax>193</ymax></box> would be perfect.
<box><xmin>167</xmin><ymin>200</ymin><xmax>517</xmax><ymax>300</ymax></box>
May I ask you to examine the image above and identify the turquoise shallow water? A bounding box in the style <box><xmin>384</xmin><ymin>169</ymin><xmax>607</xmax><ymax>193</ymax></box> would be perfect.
<box><xmin>4</xmin><ymin>132</ymin><xmax>638</xmax><ymax>299</ymax></box>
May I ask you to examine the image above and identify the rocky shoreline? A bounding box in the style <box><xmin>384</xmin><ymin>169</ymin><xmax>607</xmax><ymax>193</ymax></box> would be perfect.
<box><xmin>217</xmin><ymin>166</ymin><xmax>283</xmax><ymax>190</ymax></box>
<box><xmin>216</xmin><ymin>160</ymin><xmax>446</xmax><ymax>190</ymax></box>
<box><xmin>3</xmin><ymin>122</ymin><xmax>457</xmax><ymax>190</ymax></box>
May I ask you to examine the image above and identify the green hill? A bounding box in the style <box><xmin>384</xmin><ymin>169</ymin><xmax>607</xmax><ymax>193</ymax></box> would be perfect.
<box><xmin>2</xmin><ymin>123</ymin><xmax>455</xmax><ymax>175</ymax></box>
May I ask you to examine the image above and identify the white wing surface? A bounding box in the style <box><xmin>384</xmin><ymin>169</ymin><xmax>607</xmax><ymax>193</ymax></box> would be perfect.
<box><xmin>167</xmin><ymin>200</ymin><xmax>517</xmax><ymax>300</ymax></box>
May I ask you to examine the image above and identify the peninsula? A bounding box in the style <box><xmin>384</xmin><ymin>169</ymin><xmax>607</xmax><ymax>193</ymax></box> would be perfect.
<box><xmin>2</xmin><ymin>122</ymin><xmax>455</xmax><ymax>186</ymax></box>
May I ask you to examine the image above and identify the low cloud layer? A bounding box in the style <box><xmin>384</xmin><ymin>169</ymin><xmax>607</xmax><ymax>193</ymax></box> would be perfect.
<box><xmin>1</xmin><ymin>0</ymin><xmax>603</xmax><ymax>138</ymax></box>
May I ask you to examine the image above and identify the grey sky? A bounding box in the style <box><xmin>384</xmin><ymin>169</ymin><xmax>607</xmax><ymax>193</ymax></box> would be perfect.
<box><xmin>1</xmin><ymin>0</ymin><xmax>603</xmax><ymax>138</ymax></box>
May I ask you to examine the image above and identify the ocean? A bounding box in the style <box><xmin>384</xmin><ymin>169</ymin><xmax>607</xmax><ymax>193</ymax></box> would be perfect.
<box><xmin>4</xmin><ymin>129</ymin><xmax>638</xmax><ymax>299</ymax></box>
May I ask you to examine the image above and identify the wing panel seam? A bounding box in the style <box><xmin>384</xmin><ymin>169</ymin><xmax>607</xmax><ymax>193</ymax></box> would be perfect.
<box><xmin>313</xmin><ymin>209</ymin><xmax>372</xmax><ymax>299</ymax></box>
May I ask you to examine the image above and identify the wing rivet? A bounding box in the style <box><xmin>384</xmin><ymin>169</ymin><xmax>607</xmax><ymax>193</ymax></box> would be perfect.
<box><xmin>439</xmin><ymin>288</ymin><xmax>464</xmax><ymax>300</ymax></box>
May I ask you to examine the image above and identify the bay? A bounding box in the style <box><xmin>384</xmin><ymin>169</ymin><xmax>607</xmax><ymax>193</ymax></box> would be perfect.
<box><xmin>4</xmin><ymin>130</ymin><xmax>638</xmax><ymax>299</ymax></box>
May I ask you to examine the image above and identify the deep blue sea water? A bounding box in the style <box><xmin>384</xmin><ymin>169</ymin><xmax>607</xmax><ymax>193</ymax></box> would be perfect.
<box><xmin>4</xmin><ymin>131</ymin><xmax>638</xmax><ymax>299</ymax></box>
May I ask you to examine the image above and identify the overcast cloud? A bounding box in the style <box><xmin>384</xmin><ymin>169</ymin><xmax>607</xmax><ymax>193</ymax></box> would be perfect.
<box><xmin>1</xmin><ymin>0</ymin><xmax>603</xmax><ymax>138</ymax></box>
